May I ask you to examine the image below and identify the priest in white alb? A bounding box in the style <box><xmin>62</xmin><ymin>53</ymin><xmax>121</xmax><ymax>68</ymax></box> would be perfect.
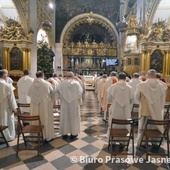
<box><xmin>97</xmin><ymin>74</ymin><xmax>107</xmax><ymax>113</ymax></box>
<box><xmin>28</xmin><ymin>71</ymin><xmax>54</xmax><ymax>142</ymax></box>
<box><xmin>135</xmin><ymin>69</ymin><xmax>167</xmax><ymax>149</ymax></box>
<box><xmin>17</xmin><ymin>70</ymin><xmax>34</xmax><ymax>112</ymax></box>
<box><xmin>107</xmin><ymin>72</ymin><xmax>134</xmax><ymax>144</ymax></box>
<box><xmin>128</xmin><ymin>72</ymin><xmax>142</xmax><ymax>104</ymax></box>
<box><xmin>0</xmin><ymin>70</ymin><xmax>17</xmax><ymax>141</ymax></box>
<box><xmin>55</xmin><ymin>72</ymin><xmax>83</xmax><ymax>139</ymax></box>
<box><xmin>47</xmin><ymin>73</ymin><xmax>60</xmax><ymax>105</ymax></box>
<box><xmin>101</xmin><ymin>71</ymin><xmax>118</xmax><ymax>121</ymax></box>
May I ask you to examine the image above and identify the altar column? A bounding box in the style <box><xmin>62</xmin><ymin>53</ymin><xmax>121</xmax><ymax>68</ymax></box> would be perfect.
<box><xmin>141</xmin><ymin>50</ymin><xmax>145</xmax><ymax>71</ymax></box>
<box><xmin>28</xmin><ymin>0</ymin><xmax>38</xmax><ymax>78</ymax></box>
<box><xmin>167</xmin><ymin>50</ymin><xmax>170</xmax><ymax>75</ymax></box>
<box><xmin>145</xmin><ymin>50</ymin><xmax>151</xmax><ymax>72</ymax></box>
<box><xmin>54</xmin><ymin>43</ymin><xmax>63</xmax><ymax>75</ymax></box>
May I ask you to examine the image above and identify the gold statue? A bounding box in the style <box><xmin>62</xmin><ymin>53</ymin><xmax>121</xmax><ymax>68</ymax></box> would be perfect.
<box><xmin>128</xmin><ymin>15</ymin><xmax>138</xmax><ymax>27</ymax></box>
<box><xmin>92</xmin><ymin>40</ymin><xmax>98</xmax><ymax>48</ymax></box>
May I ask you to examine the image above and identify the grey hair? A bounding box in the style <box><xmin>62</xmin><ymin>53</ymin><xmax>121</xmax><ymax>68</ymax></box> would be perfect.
<box><xmin>147</xmin><ymin>69</ymin><xmax>157</xmax><ymax>77</ymax></box>
<box><xmin>110</xmin><ymin>71</ymin><xmax>117</xmax><ymax>77</ymax></box>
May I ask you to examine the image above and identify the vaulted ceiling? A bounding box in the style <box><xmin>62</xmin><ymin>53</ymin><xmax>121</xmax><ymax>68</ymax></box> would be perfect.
<box><xmin>0</xmin><ymin>0</ymin><xmax>18</xmax><ymax>26</ymax></box>
<box><xmin>55</xmin><ymin>0</ymin><xmax>136</xmax><ymax>42</ymax></box>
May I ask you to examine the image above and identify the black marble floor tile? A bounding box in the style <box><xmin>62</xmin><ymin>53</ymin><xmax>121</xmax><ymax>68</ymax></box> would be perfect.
<box><xmin>23</xmin><ymin>155</ymin><xmax>47</xmax><ymax>169</ymax></box>
<box><xmin>51</xmin><ymin>155</ymin><xmax>73</xmax><ymax>170</ymax></box>
<box><xmin>80</xmin><ymin>144</ymin><xmax>100</xmax><ymax>155</ymax></box>
<box><xmin>0</xmin><ymin>154</ymin><xmax>21</xmax><ymax>169</ymax></box>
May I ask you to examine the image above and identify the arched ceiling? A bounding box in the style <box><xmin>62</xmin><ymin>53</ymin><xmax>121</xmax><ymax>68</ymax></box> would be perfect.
<box><xmin>70</xmin><ymin>23</ymin><xmax>112</xmax><ymax>44</ymax></box>
<box><xmin>153</xmin><ymin>0</ymin><xmax>170</xmax><ymax>24</ymax></box>
<box><xmin>55</xmin><ymin>0</ymin><xmax>137</xmax><ymax>43</ymax></box>
<box><xmin>56</xmin><ymin>0</ymin><xmax>120</xmax><ymax>42</ymax></box>
<box><xmin>0</xmin><ymin>0</ymin><xmax>19</xmax><ymax>26</ymax></box>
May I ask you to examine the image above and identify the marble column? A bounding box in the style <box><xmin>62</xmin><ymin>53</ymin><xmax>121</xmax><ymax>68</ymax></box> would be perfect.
<box><xmin>28</xmin><ymin>0</ymin><xmax>38</xmax><ymax>78</ymax></box>
<box><xmin>54</xmin><ymin>43</ymin><xmax>63</xmax><ymax>76</ymax></box>
<box><xmin>117</xmin><ymin>0</ymin><xmax>127</xmax><ymax>71</ymax></box>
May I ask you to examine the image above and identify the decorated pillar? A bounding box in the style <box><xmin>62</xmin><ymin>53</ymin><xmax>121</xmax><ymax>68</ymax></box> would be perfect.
<box><xmin>167</xmin><ymin>50</ymin><xmax>170</xmax><ymax>75</ymax></box>
<box><xmin>145</xmin><ymin>50</ymin><xmax>151</xmax><ymax>72</ymax></box>
<box><xmin>54</xmin><ymin>43</ymin><xmax>63</xmax><ymax>75</ymax></box>
<box><xmin>28</xmin><ymin>0</ymin><xmax>38</xmax><ymax>77</ymax></box>
<box><xmin>141</xmin><ymin>50</ymin><xmax>145</xmax><ymax>71</ymax></box>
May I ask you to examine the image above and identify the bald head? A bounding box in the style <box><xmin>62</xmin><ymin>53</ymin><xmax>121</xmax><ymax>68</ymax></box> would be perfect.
<box><xmin>3</xmin><ymin>69</ymin><xmax>8</xmax><ymax>75</ymax></box>
<box><xmin>66</xmin><ymin>72</ymin><xmax>74</xmax><ymax>78</ymax></box>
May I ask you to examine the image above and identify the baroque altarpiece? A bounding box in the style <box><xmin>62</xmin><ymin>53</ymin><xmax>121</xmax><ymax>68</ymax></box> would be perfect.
<box><xmin>124</xmin><ymin>15</ymin><xmax>170</xmax><ymax>101</ymax></box>
<box><xmin>0</xmin><ymin>18</ymin><xmax>33</xmax><ymax>96</ymax></box>
<box><xmin>62</xmin><ymin>40</ymin><xmax>117</xmax><ymax>75</ymax></box>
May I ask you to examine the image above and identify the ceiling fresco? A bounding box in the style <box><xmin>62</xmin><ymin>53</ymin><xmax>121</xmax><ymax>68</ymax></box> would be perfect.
<box><xmin>55</xmin><ymin>0</ymin><xmax>137</xmax><ymax>43</ymax></box>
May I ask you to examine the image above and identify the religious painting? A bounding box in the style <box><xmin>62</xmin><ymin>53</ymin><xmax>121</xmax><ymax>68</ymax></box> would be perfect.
<box><xmin>9</xmin><ymin>47</ymin><xmax>23</xmax><ymax>70</ymax></box>
<box><xmin>134</xmin><ymin>58</ymin><xmax>138</xmax><ymax>65</ymax></box>
<box><xmin>150</xmin><ymin>49</ymin><xmax>163</xmax><ymax>73</ymax></box>
<box><xmin>127</xmin><ymin>58</ymin><xmax>131</xmax><ymax>65</ymax></box>
<box><xmin>85</xmin><ymin>58</ymin><xmax>92</xmax><ymax>67</ymax></box>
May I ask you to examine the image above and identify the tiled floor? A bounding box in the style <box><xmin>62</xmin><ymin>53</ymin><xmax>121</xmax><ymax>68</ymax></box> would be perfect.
<box><xmin>0</xmin><ymin>91</ymin><xmax>170</xmax><ymax>170</ymax></box>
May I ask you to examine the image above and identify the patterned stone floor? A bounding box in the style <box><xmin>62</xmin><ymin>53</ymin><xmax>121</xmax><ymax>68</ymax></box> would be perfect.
<box><xmin>0</xmin><ymin>91</ymin><xmax>170</xmax><ymax>170</ymax></box>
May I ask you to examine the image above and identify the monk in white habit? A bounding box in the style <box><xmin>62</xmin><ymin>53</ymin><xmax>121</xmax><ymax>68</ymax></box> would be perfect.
<box><xmin>94</xmin><ymin>73</ymin><xmax>103</xmax><ymax>95</ymax></box>
<box><xmin>128</xmin><ymin>72</ymin><xmax>142</xmax><ymax>104</ymax></box>
<box><xmin>101</xmin><ymin>71</ymin><xmax>118</xmax><ymax>121</ymax></box>
<box><xmin>156</xmin><ymin>73</ymin><xmax>167</xmax><ymax>90</ymax></box>
<box><xmin>28</xmin><ymin>71</ymin><xmax>54</xmax><ymax>142</ymax></box>
<box><xmin>107</xmin><ymin>72</ymin><xmax>134</xmax><ymax>145</ymax></box>
<box><xmin>135</xmin><ymin>69</ymin><xmax>167</xmax><ymax>149</ymax></box>
<box><xmin>0</xmin><ymin>70</ymin><xmax>17</xmax><ymax>141</ymax></box>
<box><xmin>55</xmin><ymin>72</ymin><xmax>83</xmax><ymax>139</ymax></box>
<box><xmin>47</xmin><ymin>73</ymin><xmax>60</xmax><ymax>105</ymax></box>
<box><xmin>97</xmin><ymin>74</ymin><xmax>107</xmax><ymax>113</ymax></box>
<box><xmin>53</xmin><ymin>73</ymin><xmax>61</xmax><ymax>84</ymax></box>
<box><xmin>17</xmin><ymin>70</ymin><xmax>34</xmax><ymax>112</ymax></box>
<box><xmin>3</xmin><ymin>69</ymin><xmax>15</xmax><ymax>90</ymax></box>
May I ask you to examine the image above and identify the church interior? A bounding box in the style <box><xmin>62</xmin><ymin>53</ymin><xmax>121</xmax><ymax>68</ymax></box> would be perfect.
<box><xmin>0</xmin><ymin>0</ymin><xmax>170</xmax><ymax>169</ymax></box>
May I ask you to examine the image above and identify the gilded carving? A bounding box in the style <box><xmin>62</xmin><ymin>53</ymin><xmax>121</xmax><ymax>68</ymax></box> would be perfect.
<box><xmin>0</xmin><ymin>18</ymin><xmax>33</xmax><ymax>42</ymax></box>
<box><xmin>63</xmin><ymin>41</ymin><xmax>116</xmax><ymax>57</ymax></box>
<box><xmin>128</xmin><ymin>15</ymin><xmax>138</xmax><ymax>28</ymax></box>
<box><xmin>143</xmin><ymin>20</ymin><xmax>170</xmax><ymax>42</ymax></box>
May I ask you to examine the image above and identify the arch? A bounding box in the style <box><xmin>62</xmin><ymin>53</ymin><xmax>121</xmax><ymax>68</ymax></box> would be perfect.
<box><xmin>147</xmin><ymin>0</ymin><xmax>161</xmax><ymax>26</ymax></box>
<box><xmin>12</xmin><ymin>0</ymin><xmax>28</xmax><ymax>32</ymax></box>
<box><xmin>60</xmin><ymin>13</ymin><xmax>119</xmax><ymax>44</ymax></box>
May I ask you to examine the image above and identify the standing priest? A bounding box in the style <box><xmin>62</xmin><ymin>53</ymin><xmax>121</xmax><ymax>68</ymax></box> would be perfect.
<box><xmin>107</xmin><ymin>72</ymin><xmax>134</xmax><ymax>144</ymax></box>
<box><xmin>135</xmin><ymin>69</ymin><xmax>167</xmax><ymax>148</ymax></box>
<box><xmin>0</xmin><ymin>70</ymin><xmax>17</xmax><ymax>141</ymax></box>
<box><xmin>17</xmin><ymin>69</ymin><xmax>34</xmax><ymax>112</ymax></box>
<box><xmin>28</xmin><ymin>71</ymin><xmax>54</xmax><ymax>142</ymax></box>
<box><xmin>55</xmin><ymin>72</ymin><xmax>83</xmax><ymax>139</ymax></box>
